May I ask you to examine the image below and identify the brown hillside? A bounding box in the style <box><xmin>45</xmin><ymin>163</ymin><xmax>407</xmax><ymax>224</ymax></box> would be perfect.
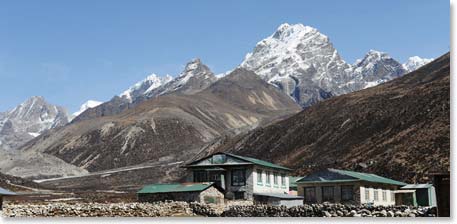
<box><xmin>210</xmin><ymin>52</ymin><xmax>450</xmax><ymax>183</ymax></box>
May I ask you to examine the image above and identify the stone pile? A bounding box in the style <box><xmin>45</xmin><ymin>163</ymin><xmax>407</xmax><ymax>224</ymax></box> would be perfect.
<box><xmin>221</xmin><ymin>203</ymin><xmax>437</xmax><ymax>217</ymax></box>
<box><xmin>2</xmin><ymin>201</ymin><xmax>437</xmax><ymax>217</ymax></box>
<box><xmin>2</xmin><ymin>201</ymin><xmax>195</xmax><ymax>217</ymax></box>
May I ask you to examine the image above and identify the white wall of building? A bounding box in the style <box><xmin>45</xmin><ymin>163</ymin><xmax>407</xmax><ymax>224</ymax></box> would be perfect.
<box><xmin>360</xmin><ymin>185</ymin><xmax>396</xmax><ymax>206</ymax></box>
<box><xmin>252</xmin><ymin>166</ymin><xmax>289</xmax><ymax>194</ymax></box>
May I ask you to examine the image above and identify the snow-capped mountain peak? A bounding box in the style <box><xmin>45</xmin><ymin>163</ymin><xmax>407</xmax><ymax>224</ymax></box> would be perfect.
<box><xmin>271</xmin><ymin>23</ymin><xmax>317</xmax><ymax>41</ymax></box>
<box><xmin>0</xmin><ymin>96</ymin><xmax>70</xmax><ymax>150</ymax></box>
<box><xmin>403</xmin><ymin>56</ymin><xmax>434</xmax><ymax>72</ymax></box>
<box><xmin>355</xmin><ymin>50</ymin><xmax>392</xmax><ymax>66</ymax></box>
<box><xmin>120</xmin><ymin>73</ymin><xmax>173</xmax><ymax>102</ymax></box>
<box><xmin>241</xmin><ymin>23</ymin><xmax>351</xmax><ymax>107</ymax></box>
<box><xmin>241</xmin><ymin>23</ymin><xmax>337</xmax><ymax>80</ymax></box>
<box><xmin>240</xmin><ymin>23</ymin><xmax>431</xmax><ymax>107</ymax></box>
<box><xmin>352</xmin><ymin>49</ymin><xmax>406</xmax><ymax>86</ymax></box>
<box><xmin>151</xmin><ymin>58</ymin><xmax>217</xmax><ymax>96</ymax></box>
<box><xmin>72</xmin><ymin>100</ymin><xmax>103</xmax><ymax>117</ymax></box>
<box><xmin>179</xmin><ymin>58</ymin><xmax>213</xmax><ymax>79</ymax></box>
<box><xmin>116</xmin><ymin>59</ymin><xmax>217</xmax><ymax>104</ymax></box>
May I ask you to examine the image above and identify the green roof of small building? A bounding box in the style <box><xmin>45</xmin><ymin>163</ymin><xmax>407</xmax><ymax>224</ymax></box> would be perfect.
<box><xmin>225</xmin><ymin>153</ymin><xmax>291</xmax><ymax>171</ymax></box>
<box><xmin>289</xmin><ymin>176</ymin><xmax>302</xmax><ymax>188</ymax></box>
<box><xmin>137</xmin><ymin>182</ymin><xmax>215</xmax><ymax>194</ymax></box>
<box><xmin>297</xmin><ymin>168</ymin><xmax>407</xmax><ymax>186</ymax></box>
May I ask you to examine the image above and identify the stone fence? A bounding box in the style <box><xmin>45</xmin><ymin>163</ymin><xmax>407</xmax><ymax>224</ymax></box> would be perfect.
<box><xmin>220</xmin><ymin>203</ymin><xmax>437</xmax><ymax>217</ymax></box>
<box><xmin>2</xmin><ymin>201</ymin><xmax>436</xmax><ymax>217</ymax></box>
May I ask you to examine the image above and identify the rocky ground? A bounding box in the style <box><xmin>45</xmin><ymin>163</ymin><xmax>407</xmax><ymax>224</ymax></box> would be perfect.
<box><xmin>1</xmin><ymin>201</ymin><xmax>436</xmax><ymax>217</ymax></box>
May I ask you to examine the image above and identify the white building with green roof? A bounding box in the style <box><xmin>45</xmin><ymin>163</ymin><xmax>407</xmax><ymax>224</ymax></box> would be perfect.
<box><xmin>296</xmin><ymin>168</ymin><xmax>407</xmax><ymax>206</ymax></box>
<box><xmin>184</xmin><ymin>152</ymin><xmax>299</xmax><ymax>203</ymax></box>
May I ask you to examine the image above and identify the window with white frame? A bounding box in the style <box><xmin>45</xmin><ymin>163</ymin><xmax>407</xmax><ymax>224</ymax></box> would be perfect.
<box><xmin>382</xmin><ymin>190</ymin><xmax>387</xmax><ymax>201</ymax></box>
<box><xmin>266</xmin><ymin>171</ymin><xmax>271</xmax><ymax>185</ymax></box>
<box><xmin>365</xmin><ymin>188</ymin><xmax>370</xmax><ymax>201</ymax></box>
<box><xmin>273</xmin><ymin>172</ymin><xmax>278</xmax><ymax>186</ymax></box>
<box><xmin>256</xmin><ymin>169</ymin><xmax>263</xmax><ymax>184</ymax></box>
<box><xmin>374</xmin><ymin>189</ymin><xmax>379</xmax><ymax>201</ymax></box>
<box><xmin>281</xmin><ymin>174</ymin><xmax>286</xmax><ymax>187</ymax></box>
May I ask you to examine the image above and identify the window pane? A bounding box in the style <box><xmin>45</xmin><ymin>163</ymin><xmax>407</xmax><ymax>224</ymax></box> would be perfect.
<box><xmin>257</xmin><ymin>169</ymin><xmax>263</xmax><ymax>183</ymax></box>
<box><xmin>322</xmin><ymin>186</ymin><xmax>334</xmax><ymax>202</ymax></box>
<box><xmin>281</xmin><ymin>174</ymin><xmax>286</xmax><ymax>186</ymax></box>
<box><xmin>341</xmin><ymin>185</ymin><xmax>354</xmax><ymax>201</ymax></box>
<box><xmin>382</xmin><ymin>190</ymin><xmax>387</xmax><ymax>201</ymax></box>
<box><xmin>194</xmin><ymin>171</ymin><xmax>207</xmax><ymax>182</ymax></box>
<box><xmin>231</xmin><ymin>169</ymin><xmax>246</xmax><ymax>186</ymax></box>
<box><xmin>304</xmin><ymin>187</ymin><xmax>316</xmax><ymax>203</ymax></box>
<box><xmin>274</xmin><ymin>172</ymin><xmax>278</xmax><ymax>185</ymax></box>
<box><xmin>365</xmin><ymin>188</ymin><xmax>370</xmax><ymax>201</ymax></box>
<box><xmin>266</xmin><ymin>171</ymin><xmax>271</xmax><ymax>184</ymax></box>
<box><xmin>374</xmin><ymin>189</ymin><xmax>379</xmax><ymax>201</ymax></box>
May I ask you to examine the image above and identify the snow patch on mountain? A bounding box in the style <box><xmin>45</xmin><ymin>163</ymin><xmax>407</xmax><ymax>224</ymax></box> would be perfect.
<box><xmin>0</xmin><ymin>96</ymin><xmax>70</xmax><ymax>150</ymax></box>
<box><xmin>120</xmin><ymin>74</ymin><xmax>173</xmax><ymax>102</ymax></box>
<box><xmin>403</xmin><ymin>56</ymin><xmax>434</xmax><ymax>72</ymax></box>
<box><xmin>72</xmin><ymin>100</ymin><xmax>103</xmax><ymax>117</ymax></box>
<box><xmin>241</xmin><ymin>23</ymin><xmax>429</xmax><ymax>107</ymax></box>
<box><xmin>146</xmin><ymin>58</ymin><xmax>217</xmax><ymax>97</ymax></box>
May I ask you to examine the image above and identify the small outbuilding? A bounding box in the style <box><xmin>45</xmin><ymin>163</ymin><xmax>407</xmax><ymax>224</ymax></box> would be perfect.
<box><xmin>296</xmin><ymin>168</ymin><xmax>406</xmax><ymax>206</ymax></box>
<box><xmin>288</xmin><ymin>176</ymin><xmax>301</xmax><ymax>196</ymax></box>
<box><xmin>394</xmin><ymin>189</ymin><xmax>417</xmax><ymax>206</ymax></box>
<box><xmin>253</xmin><ymin>193</ymin><xmax>303</xmax><ymax>207</ymax></box>
<box><xmin>0</xmin><ymin>187</ymin><xmax>17</xmax><ymax>210</ymax></box>
<box><xmin>400</xmin><ymin>184</ymin><xmax>436</xmax><ymax>207</ymax></box>
<box><xmin>137</xmin><ymin>182</ymin><xmax>224</xmax><ymax>204</ymax></box>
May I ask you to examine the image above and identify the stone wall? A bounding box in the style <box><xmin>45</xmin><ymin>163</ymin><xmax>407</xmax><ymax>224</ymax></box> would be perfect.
<box><xmin>2</xmin><ymin>201</ymin><xmax>195</xmax><ymax>217</ymax></box>
<box><xmin>1</xmin><ymin>201</ymin><xmax>436</xmax><ymax>217</ymax></box>
<box><xmin>221</xmin><ymin>203</ymin><xmax>437</xmax><ymax>217</ymax></box>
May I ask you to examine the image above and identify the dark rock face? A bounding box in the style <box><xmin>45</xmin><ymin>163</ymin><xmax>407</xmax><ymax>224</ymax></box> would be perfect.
<box><xmin>212</xmin><ymin>53</ymin><xmax>450</xmax><ymax>183</ymax></box>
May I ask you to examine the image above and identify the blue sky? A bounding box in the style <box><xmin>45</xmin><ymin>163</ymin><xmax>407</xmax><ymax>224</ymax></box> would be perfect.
<box><xmin>0</xmin><ymin>0</ymin><xmax>449</xmax><ymax>112</ymax></box>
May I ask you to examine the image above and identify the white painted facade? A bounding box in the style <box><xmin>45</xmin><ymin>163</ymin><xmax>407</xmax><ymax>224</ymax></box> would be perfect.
<box><xmin>359</xmin><ymin>185</ymin><xmax>396</xmax><ymax>206</ymax></box>
<box><xmin>252</xmin><ymin>166</ymin><xmax>289</xmax><ymax>194</ymax></box>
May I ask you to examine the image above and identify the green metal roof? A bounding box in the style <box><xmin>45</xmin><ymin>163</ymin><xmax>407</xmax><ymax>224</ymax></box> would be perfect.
<box><xmin>137</xmin><ymin>182</ymin><xmax>215</xmax><ymax>194</ymax></box>
<box><xmin>288</xmin><ymin>176</ymin><xmax>302</xmax><ymax>188</ymax></box>
<box><xmin>226</xmin><ymin>153</ymin><xmax>291</xmax><ymax>171</ymax></box>
<box><xmin>297</xmin><ymin>168</ymin><xmax>407</xmax><ymax>186</ymax></box>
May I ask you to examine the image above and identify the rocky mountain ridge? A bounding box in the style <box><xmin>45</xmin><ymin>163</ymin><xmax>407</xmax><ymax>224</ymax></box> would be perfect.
<box><xmin>240</xmin><ymin>23</ymin><xmax>433</xmax><ymax>107</ymax></box>
<box><xmin>0</xmin><ymin>96</ymin><xmax>71</xmax><ymax>150</ymax></box>
<box><xmin>208</xmin><ymin>52</ymin><xmax>450</xmax><ymax>183</ymax></box>
<box><xmin>9</xmin><ymin>68</ymin><xmax>300</xmax><ymax>179</ymax></box>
